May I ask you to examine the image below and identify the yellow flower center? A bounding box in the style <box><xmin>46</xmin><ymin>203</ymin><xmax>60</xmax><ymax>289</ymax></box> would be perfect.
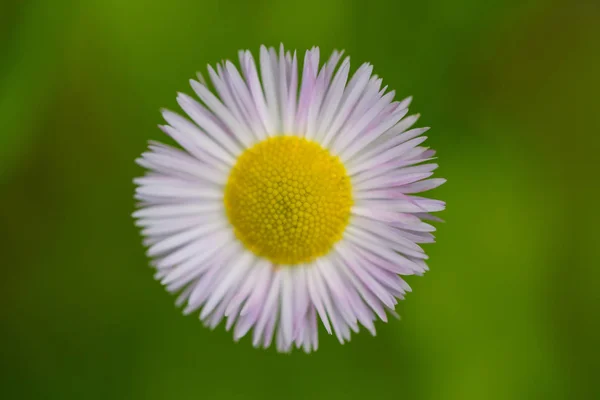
<box><xmin>224</xmin><ymin>136</ymin><xmax>353</xmax><ymax>265</ymax></box>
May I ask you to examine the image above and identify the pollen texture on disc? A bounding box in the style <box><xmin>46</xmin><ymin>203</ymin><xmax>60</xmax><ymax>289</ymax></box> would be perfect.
<box><xmin>224</xmin><ymin>136</ymin><xmax>353</xmax><ymax>265</ymax></box>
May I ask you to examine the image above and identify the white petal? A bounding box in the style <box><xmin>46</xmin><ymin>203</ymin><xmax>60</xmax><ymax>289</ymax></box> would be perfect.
<box><xmin>177</xmin><ymin>93</ymin><xmax>245</xmax><ymax>154</ymax></box>
<box><xmin>162</xmin><ymin>110</ymin><xmax>235</xmax><ymax>166</ymax></box>
<box><xmin>306</xmin><ymin>266</ymin><xmax>332</xmax><ymax>334</ymax></box>
<box><xmin>260</xmin><ymin>45</ymin><xmax>280</xmax><ymax>134</ymax></box>
<box><xmin>280</xmin><ymin>268</ymin><xmax>294</xmax><ymax>348</ymax></box>
<box><xmin>314</xmin><ymin>57</ymin><xmax>350</xmax><ymax>144</ymax></box>
<box><xmin>252</xmin><ymin>270</ymin><xmax>281</xmax><ymax>347</ymax></box>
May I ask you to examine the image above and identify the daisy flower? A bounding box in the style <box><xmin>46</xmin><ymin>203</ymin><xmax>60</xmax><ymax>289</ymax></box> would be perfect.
<box><xmin>133</xmin><ymin>45</ymin><xmax>445</xmax><ymax>353</ymax></box>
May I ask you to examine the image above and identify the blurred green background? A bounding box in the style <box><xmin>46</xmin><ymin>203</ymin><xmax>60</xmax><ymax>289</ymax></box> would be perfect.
<box><xmin>2</xmin><ymin>0</ymin><xmax>599</xmax><ymax>398</ymax></box>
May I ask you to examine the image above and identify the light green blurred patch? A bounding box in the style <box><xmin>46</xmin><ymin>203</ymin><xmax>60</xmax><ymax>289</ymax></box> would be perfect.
<box><xmin>0</xmin><ymin>1</ymin><xmax>78</xmax><ymax>182</ymax></box>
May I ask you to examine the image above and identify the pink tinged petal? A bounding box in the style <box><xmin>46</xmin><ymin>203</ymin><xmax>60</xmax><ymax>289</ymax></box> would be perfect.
<box><xmin>346</xmin><ymin>256</ymin><xmax>396</xmax><ymax>309</ymax></box>
<box><xmin>421</xmin><ymin>149</ymin><xmax>436</xmax><ymax>158</ymax></box>
<box><xmin>343</xmin><ymin>232</ymin><xmax>424</xmax><ymax>275</ymax></box>
<box><xmin>147</xmin><ymin>220</ymin><xmax>225</xmax><ymax>257</ymax></box>
<box><xmin>132</xmin><ymin>203</ymin><xmax>221</xmax><ymax>219</ymax></box>
<box><xmin>314</xmin><ymin>260</ymin><xmax>351</xmax><ymax>343</ymax></box>
<box><xmin>276</xmin><ymin>326</ymin><xmax>285</xmax><ymax>352</ymax></box>
<box><xmin>358</xmin><ymin>125</ymin><xmax>429</xmax><ymax>165</ymax></box>
<box><xmin>136</xmin><ymin>154</ymin><xmax>227</xmax><ymax>186</ymax></box>
<box><xmin>275</xmin><ymin>45</ymin><xmax>298</xmax><ymax>137</ymax></box>
<box><xmin>240</xmin><ymin>264</ymin><xmax>272</xmax><ymax>317</ymax></box>
<box><xmin>351</xmin><ymin>206</ymin><xmax>435</xmax><ymax>233</ymax></box>
<box><xmin>165</xmin><ymin>241</ymin><xmax>239</xmax><ymax>297</ymax></box>
<box><xmin>332</xmin><ymin>90</ymin><xmax>395</xmax><ymax>156</ymax></box>
<box><xmin>215</xmin><ymin>61</ymin><xmax>259</xmax><ymax>141</ymax></box>
<box><xmin>391</xmin><ymin>113</ymin><xmax>421</xmax><ymax>135</ymax></box>
<box><xmin>207</xmin><ymin>64</ymin><xmax>244</xmax><ymax>123</ymax></box>
<box><xmin>415</xmin><ymin>212</ymin><xmax>445</xmax><ymax>223</ymax></box>
<box><xmin>330</xmin><ymin>308</ymin><xmax>351</xmax><ymax>344</ymax></box>
<box><xmin>306</xmin><ymin>267</ymin><xmax>332</xmax><ymax>334</ymax></box>
<box><xmin>398</xmin><ymin>95</ymin><xmax>413</xmax><ymax>110</ymax></box>
<box><xmin>155</xmin><ymin>227</ymin><xmax>231</xmax><ymax>269</ymax></box>
<box><xmin>348</xmin><ymin>136</ymin><xmax>429</xmax><ymax>179</ymax></box>
<box><xmin>397</xmin><ymin>178</ymin><xmax>447</xmax><ymax>194</ymax></box>
<box><xmin>353</xmin><ymin>184</ymin><xmax>436</xmax><ymax>202</ymax></box>
<box><xmin>225</xmin><ymin>259</ymin><xmax>268</xmax><ymax>317</ymax></box>
<box><xmin>182</xmin><ymin>244</ymin><xmax>241</xmax><ymax>314</ymax></box>
<box><xmin>393</xmin><ymin>229</ymin><xmax>435</xmax><ymax>244</ymax></box>
<box><xmin>347</xmin><ymin>75</ymin><xmax>383</xmax><ymax>120</ymax></box>
<box><xmin>221</xmin><ymin>62</ymin><xmax>264</xmax><ymax>144</ymax></box>
<box><xmin>280</xmin><ymin>268</ymin><xmax>294</xmax><ymax>348</ymax></box>
<box><xmin>352</xmin><ymin>244</ymin><xmax>419</xmax><ymax>276</ymax></box>
<box><xmin>156</xmin><ymin>125</ymin><xmax>229</xmax><ymax>173</ymax></box>
<box><xmin>232</xmin><ymin>265</ymin><xmax>272</xmax><ymax>341</ymax></box>
<box><xmin>321</xmin><ymin>63</ymin><xmax>373</xmax><ymax>148</ymax></box>
<box><xmin>200</xmin><ymin>251</ymin><xmax>255</xmax><ymax>319</ymax></box>
<box><xmin>144</xmin><ymin>140</ymin><xmax>216</xmax><ymax>171</ymax></box>
<box><xmin>225</xmin><ymin>264</ymin><xmax>265</xmax><ymax>331</ymax></box>
<box><xmin>133</xmin><ymin>173</ymin><xmax>217</xmax><ymax>193</ymax></box>
<box><xmin>175</xmin><ymin>283</ymin><xmax>196</xmax><ymax>308</ymax></box>
<box><xmin>304</xmin><ymin>69</ymin><xmax>326</xmax><ymax>141</ymax></box>
<box><xmin>300</xmin><ymin>315</ymin><xmax>313</xmax><ymax>352</ymax></box>
<box><xmin>373</xmin><ymin>126</ymin><xmax>431</xmax><ymax>157</ymax></box>
<box><xmin>189</xmin><ymin>79</ymin><xmax>255</xmax><ymax>149</ymax></box>
<box><xmin>143</xmin><ymin>236</ymin><xmax>161</xmax><ymax>247</ymax></box>
<box><xmin>354</xmin><ymin>199</ymin><xmax>426</xmax><ymax>214</ymax></box>
<box><xmin>295</xmin><ymin>49</ymin><xmax>317</xmax><ymax>134</ymax></box>
<box><xmin>204</xmin><ymin>273</ymin><xmax>247</xmax><ymax>330</ymax></box>
<box><xmin>405</xmin><ymin>196</ymin><xmax>446</xmax><ymax>212</ymax></box>
<box><xmin>262</xmin><ymin>310</ymin><xmax>278</xmax><ymax>349</ymax></box>
<box><xmin>252</xmin><ymin>270</ymin><xmax>282</xmax><ymax>347</ymax></box>
<box><xmin>330</xmin><ymin>253</ymin><xmax>377</xmax><ymax>334</ymax></box>
<box><xmin>159</xmin><ymin>230</ymin><xmax>233</xmax><ymax>284</ymax></box>
<box><xmin>292</xmin><ymin>267</ymin><xmax>309</xmax><ymax>338</ymax></box>
<box><xmin>176</xmin><ymin>93</ymin><xmax>244</xmax><ymax>156</ymax></box>
<box><xmin>294</xmin><ymin>326</ymin><xmax>304</xmax><ymax>349</ymax></box>
<box><xmin>139</xmin><ymin>215</ymin><xmax>215</xmax><ymax>236</ymax></box>
<box><xmin>309</xmin><ymin>306</ymin><xmax>319</xmax><ymax>352</ymax></box>
<box><xmin>340</xmin><ymin>247</ymin><xmax>404</xmax><ymax>310</ymax></box>
<box><xmin>284</xmin><ymin>51</ymin><xmax>298</xmax><ymax>134</ymax></box>
<box><xmin>364</xmin><ymin>264</ymin><xmax>408</xmax><ymax>299</ymax></box>
<box><xmin>316</xmin><ymin>258</ymin><xmax>358</xmax><ymax>330</ymax></box>
<box><xmin>395</xmin><ymin>162</ymin><xmax>440</xmax><ymax>177</ymax></box>
<box><xmin>277</xmin><ymin>325</ymin><xmax>293</xmax><ymax>353</ymax></box>
<box><xmin>135</xmin><ymin>182</ymin><xmax>223</xmax><ymax>202</ymax></box>
<box><xmin>353</xmin><ymin>169</ymin><xmax>435</xmax><ymax>192</ymax></box>
<box><xmin>239</xmin><ymin>50</ymin><xmax>272</xmax><ymax>137</ymax></box>
<box><xmin>391</xmin><ymin>219</ymin><xmax>437</xmax><ymax>233</ymax></box>
<box><xmin>184</xmin><ymin>266</ymin><xmax>226</xmax><ymax>315</ymax></box>
<box><xmin>166</xmin><ymin>267</ymin><xmax>207</xmax><ymax>296</ymax></box>
<box><xmin>340</xmin><ymin>105</ymin><xmax>409</xmax><ymax>163</ymax></box>
<box><xmin>204</xmin><ymin>290</ymin><xmax>235</xmax><ymax>330</ymax></box>
<box><xmin>161</xmin><ymin>110</ymin><xmax>235</xmax><ymax>166</ymax></box>
<box><xmin>278</xmin><ymin>46</ymin><xmax>289</xmax><ymax>134</ymax></box>
<box><xmin>323</xmin><ymin>49</ymin><xmax>345</xmax><ymax>85</ymax></box>
<box><xmin>154</xmin><ymin>269</ymin><xmax>169</xmax><ymax>281</ymax></box>
<box><xmin>346</xmin><ymin>222</ymin><xmax>427</xmax><ymax>259</ymax></box>
<box><xmin>233</xmin><ymin>313</ymin><xmax>254</xmax><ymax>342</ymax></box>
<box><xmin>260</xmin><ymin>45</ymin><xmax>280</xmax><ymax>133</ymax></box>
<box><xmin>350</xmin><ymin>153</ymin><xmax>434</xmax><ymax>186</ymax></box>
<box><xmin>333</xmin><ymin>244</ymin><xmax>387</xmax><ymax>322</ymax></box>
<box><xmin>314</xmin><ymin>57</ymin><xmax>351</xmax><ymax>144</ymax></box>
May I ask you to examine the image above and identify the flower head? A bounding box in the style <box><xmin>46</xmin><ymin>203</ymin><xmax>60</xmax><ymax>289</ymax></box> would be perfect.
<box><xmin>133</xmin><ymin>45</ymin><xmax>445</xmax><ymax>352</ymax></box>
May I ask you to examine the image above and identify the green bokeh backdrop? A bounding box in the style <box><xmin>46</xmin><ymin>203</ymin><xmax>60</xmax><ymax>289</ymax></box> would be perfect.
<box><xmin>2</xmin><ymin>0</ymin><xmax>599</xmax><ymax>398</ymax></box>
